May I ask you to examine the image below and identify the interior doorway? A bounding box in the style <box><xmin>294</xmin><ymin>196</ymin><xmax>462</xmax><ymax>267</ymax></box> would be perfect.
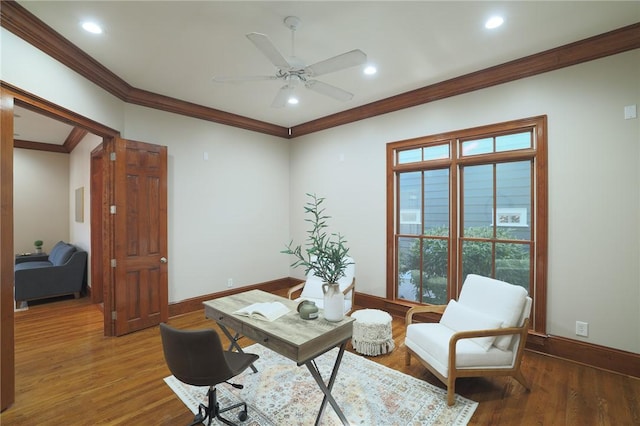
<box><xmin>2</xmin><ymin>85</ymin><xmax>170</xmax><ymax>408</ymax></box>
<box><xmin>1</xmin><ymin>86</ymin><xmax>120</xmax><ymax>409</ymax></box>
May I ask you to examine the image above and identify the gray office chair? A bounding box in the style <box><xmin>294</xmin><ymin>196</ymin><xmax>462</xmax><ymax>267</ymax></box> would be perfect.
<box><xmin>160</xmin><ymin>323</ymin><xmax>259</xmax><ymax>426</ymax></box>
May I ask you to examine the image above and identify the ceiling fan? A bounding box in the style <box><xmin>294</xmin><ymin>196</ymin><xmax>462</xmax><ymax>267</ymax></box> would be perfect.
<box><xmin>212</xmin><ymin>16</ymin><xmax>367</xmax><ymax>108</ymax></box>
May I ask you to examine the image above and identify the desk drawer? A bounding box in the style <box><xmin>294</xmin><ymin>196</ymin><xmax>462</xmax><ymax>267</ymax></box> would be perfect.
<box><xmin>240</xmin><ymin>324</ymin><xmax>298</xmax><ymax>362</ymax></box>
<box><xmin>212</xmin><ymin>312</ymin><xmax>245</xmax><ymax>335</ymax></box>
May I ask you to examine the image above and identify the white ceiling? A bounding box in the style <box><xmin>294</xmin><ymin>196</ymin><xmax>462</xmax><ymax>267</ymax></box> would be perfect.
<box><xmin>12</xmin><ymin>1</ymin><xmax>640</xmax><ymax>142</ymax></box>
<box><xmin>14</xmin><ymin>105</ymin><xmax>73</xmax><ymax>146</ymax></box>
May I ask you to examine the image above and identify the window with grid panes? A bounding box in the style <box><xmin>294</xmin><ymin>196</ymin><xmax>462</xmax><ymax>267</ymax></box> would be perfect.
<box><xmin>387</xmin><ymin>116</ymin><xmax>547</xmax><ymax>333</ymax></box>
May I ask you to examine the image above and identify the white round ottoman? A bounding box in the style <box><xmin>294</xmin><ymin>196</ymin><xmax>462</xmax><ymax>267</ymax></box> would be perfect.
<box><xmin>351</xmin><ymin>309</ymin><xmax>395</xmax><ymax>356</ymax></box>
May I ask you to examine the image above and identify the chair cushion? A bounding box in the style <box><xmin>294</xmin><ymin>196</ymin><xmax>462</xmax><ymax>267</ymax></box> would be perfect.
<box><xmin>458</xmin><ymin>274</ymin><xmax>528</xmax><ymax>350</ymax></box>
<box><xmin>405</xmin><ymin>323</ymin><xmax>515</xmax><ymax>378</ymax></box>
<box><xmin>15</xmin><ymin>261</ymin><xmax>53</xmax><ymax>271</ymax></box>
<box><xmin>298</xmin><ymin>257</ymin><xmax>355</xmax><ymax>315</ymax></box>
<box><xmin>48</xmin><ymin>241</ymin><xmax>77</xmax><ymax>266</ymax></box>
<box><xmin>300</xmin><ymin>256</ymin><xmax>355</xmax><ymax>299</ymax></box>
<box><xmin>300</xmin><ymin>276</ymin><xmax>325</xmax><ymax>299</ymax></box>
<box><xmin>440</xmin><ymin>300</ymin><xmax>503</xmax><ymax>351</ymax></box>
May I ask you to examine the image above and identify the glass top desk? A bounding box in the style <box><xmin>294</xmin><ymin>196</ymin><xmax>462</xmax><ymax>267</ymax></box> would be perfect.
<box><xmin>204</xmin><ymin>289</ymin><xmax>354</xmax><ymax>425</ymax></box>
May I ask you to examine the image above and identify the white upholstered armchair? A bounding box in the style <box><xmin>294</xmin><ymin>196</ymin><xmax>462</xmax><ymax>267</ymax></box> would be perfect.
<box><xmin>404</xmin><ymin>274</ymin><xmax>532</xmax><ymax>406</ymax></box>
<box><xmin>287</xmin><ymin>257</ymin><xmax>356</xmax><ymax>314</ymax></box>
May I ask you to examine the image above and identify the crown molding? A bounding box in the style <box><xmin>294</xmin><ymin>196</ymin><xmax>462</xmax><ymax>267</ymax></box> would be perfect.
<box><xmin>291</xmin><ymin>22</ymin><xmax>640</xmax><ymax>137</ymax></box>
<box><xmin>0</xmin><ymin>0</ymin><xmax>130</xmax><ymax>99</ymax></box>
<box><xmin>63</xmin><ymin>127</ymin><xmax>89</xmax><ymax>152</ymax></box>
<box><xmin>126</xmin><ymin>87</ymin><xmax>287</xmax><ymax>137</ymax></box>
<box><xmin>2</xmin><ymin>0</ymin><xmax>639</xmax><ymax>139</ymax></box>
<box><xmin>14</xmin><ymin>139</ymin><xmax>67</xmax><ymax>153</ymax></box>
<box><xmin>0</xmin><ymin>0</ymin><xmax>289</xmax><ymax>138</ymax></box>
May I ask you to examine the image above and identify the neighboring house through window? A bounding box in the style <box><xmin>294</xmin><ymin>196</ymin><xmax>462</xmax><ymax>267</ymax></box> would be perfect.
<box><xmin>386</xmin><ymin>116</ymin><xmax>547</xmax><ymax>333</ymax></box>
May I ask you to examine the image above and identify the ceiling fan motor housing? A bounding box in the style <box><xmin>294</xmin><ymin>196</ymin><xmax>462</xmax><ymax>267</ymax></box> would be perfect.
<box><xmin>284</xmin><ymin>16</ymin><xmax>302</xmax><ymax>31</ymax></box>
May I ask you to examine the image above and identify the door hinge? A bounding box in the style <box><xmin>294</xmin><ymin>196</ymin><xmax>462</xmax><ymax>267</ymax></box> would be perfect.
<box><xmin>111</xmin><ymin>259</ymin><xmax>116</xmax><ymax>268</ymax></box>
<box><xmin>110</xmin><ymin>205</ymin><xmax>116</xmax><ymax>214</ymax></box>
<box><xmin>110</xmin><ymin>152</ymin><xmax>116</xmax><ymax>161</ymax></box>
<box><xmin>111</xmin><ymin>311</ymin><xmax>117</xmax><ymax>320</ymax></box>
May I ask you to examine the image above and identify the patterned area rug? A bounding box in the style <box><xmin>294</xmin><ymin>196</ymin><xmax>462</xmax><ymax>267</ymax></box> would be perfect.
<box><xmin>164</xmin><ymin>343</ymin><xmax>477</xmax><ymax>425</ymax></box>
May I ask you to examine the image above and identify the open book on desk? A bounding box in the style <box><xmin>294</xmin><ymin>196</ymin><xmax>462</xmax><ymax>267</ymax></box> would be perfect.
<box><xmin>233</xmin><ymin>301</ymin><xmax>290</xmax><ymax>322</ymax></box>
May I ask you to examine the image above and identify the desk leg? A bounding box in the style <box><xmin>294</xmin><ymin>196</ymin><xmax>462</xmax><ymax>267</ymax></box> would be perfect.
<box><xmin>217</xmin><ymin>323</ymin><xmax>258</xmax><ymax>374</ymax></box>
<box><xmin>305</xmin><ymin>342</ymin><xmax>349</xmax><ymax>426</ymax></box>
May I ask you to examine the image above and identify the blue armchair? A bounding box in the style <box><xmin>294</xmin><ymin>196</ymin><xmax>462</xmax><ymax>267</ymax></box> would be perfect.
<box><xmin>14</xmin><ymin>241</ymin><xmax>87</xmax><ymax>308</ymax></box>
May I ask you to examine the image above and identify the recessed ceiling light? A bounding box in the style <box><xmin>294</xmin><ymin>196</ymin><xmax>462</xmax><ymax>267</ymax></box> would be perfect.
<box><xmin>485</xmin><ymin>16</ymin><xmax>504</xmax><ymax>29</ymax></box>
<box><xmin>82</xmin><ymin>21</ymin><xmax>103</xmax><ymax>34</ymax></box>
<box><xmin>364</xmin><ymin>65</ymin><xmax>377</xmax><ymax>75</ymax></box>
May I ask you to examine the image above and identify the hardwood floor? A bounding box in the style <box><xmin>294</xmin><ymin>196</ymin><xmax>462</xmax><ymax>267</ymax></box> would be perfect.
<box><xmin>2</xmin><ymin>295</ymin><xmax>639</xmax><ymax>425</ymax></box>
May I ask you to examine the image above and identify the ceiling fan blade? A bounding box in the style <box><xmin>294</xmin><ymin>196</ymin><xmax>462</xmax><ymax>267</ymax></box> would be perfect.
<box><xmin>305</xmin><ymin>49</ymin><xmax>367</xmax><ymax>77</ymax></box>
<box><xmin>212</xmin><ymin>75</ymin><xmax>278</xmax><ymax>83</ymax></box>
<box><xmin>305</xmin><ymin>80</ymin><xmax>354</xmax><ymax>102</ymax></box>
<box><xmin>246</xmin><ymin>32</ymin><xmax>292</xmax><ymax>70</ymax></box>
<box><xmin>271</xmin><ymin>84</ymin><xmax>295</xmax><ymax>108</ymax></box>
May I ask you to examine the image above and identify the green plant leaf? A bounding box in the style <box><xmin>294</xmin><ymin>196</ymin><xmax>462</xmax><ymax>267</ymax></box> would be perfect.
<box><xmin>282</xmin><ymin>193</ymin><xmax>351</xmax><ymax>283</ymax></box>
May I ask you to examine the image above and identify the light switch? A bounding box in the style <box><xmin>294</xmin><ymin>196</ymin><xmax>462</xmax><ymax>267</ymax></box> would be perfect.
<box><xmin>624</xmin><ymin>104</ymin><xmax>637</xmax><ymax>120</ymax></box>
<box><xmin>203</xmin><ymin>151</ymin><xmax>209</xmax><ymax>160</ymax></box>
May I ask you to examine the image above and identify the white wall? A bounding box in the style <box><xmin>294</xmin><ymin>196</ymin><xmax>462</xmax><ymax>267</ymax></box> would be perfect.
<box><xmin>13</xmin><ymin>149</ymin><xmax>69</xmax><ymax>254</ymax></box>
<box><xmin>290</xmin><ymin>50</ymin><xmax>640</xmax><ymax>353</ymax></box>
<box><xmin>122</xmin><ymin>105</ymin><xmax>291</xmax><ymax>302</ymax></box>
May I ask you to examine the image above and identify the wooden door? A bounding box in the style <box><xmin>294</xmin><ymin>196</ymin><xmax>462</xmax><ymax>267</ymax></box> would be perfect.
<box><xmin>1</xmin><ymin>87</ymin><xmax>16</xmax><ymax>411</ymax></box>
<box><xmin>113</xmin><ymin>138</ymin><xmax>168</xmax><ymax>335</ymax></box>
<box><xmin>90</xmin><ymin>146</ymin><xmax>104</xmax><ymax>305</ymax></box>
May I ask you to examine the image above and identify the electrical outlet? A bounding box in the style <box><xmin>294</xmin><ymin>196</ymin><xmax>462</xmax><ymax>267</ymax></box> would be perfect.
<box><xmin>576</xmin><ymin>321</ymin><xmax>589</xmax><ymax>337</ymax></box>
<box><xmin>227</xmin><ymin>278</ymin><xmax>233</xmax><ymax>288</ymax></box>
<box><xmin>624</xmin><ymin>104</ymin><xmax>637</xmax><ymax>120</ymax></box>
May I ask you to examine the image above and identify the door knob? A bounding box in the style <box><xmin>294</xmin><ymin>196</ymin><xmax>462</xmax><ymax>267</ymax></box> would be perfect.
<box><xmin>160</xmin><ymin>257</ymin><xmax>167</xmax><ymax>264</ymax></box>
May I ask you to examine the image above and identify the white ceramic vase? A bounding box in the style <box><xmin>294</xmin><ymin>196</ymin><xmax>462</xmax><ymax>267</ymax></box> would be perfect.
<box><xmin>321</xmin><ymin>282</ymin><xmax>344</xmax><ymax>322</ymax></box>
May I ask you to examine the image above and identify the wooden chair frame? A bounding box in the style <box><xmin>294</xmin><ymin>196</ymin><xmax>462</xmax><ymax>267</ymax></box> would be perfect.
<box><xmin>404</xmin><ymin>304</ymin><xmax>531</xmax><ymax>406</ymax></box>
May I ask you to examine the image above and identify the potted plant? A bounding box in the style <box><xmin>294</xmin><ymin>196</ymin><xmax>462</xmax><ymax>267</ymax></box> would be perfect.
<box><xmin>282</xmin><ymin>193</ymin><xmax>352</xmax><ymax>321</ymax></box>
<box><xmin>34</xmin><ymin>240</ymin><xmax>43</xmax><ymax>254</ymax></box>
